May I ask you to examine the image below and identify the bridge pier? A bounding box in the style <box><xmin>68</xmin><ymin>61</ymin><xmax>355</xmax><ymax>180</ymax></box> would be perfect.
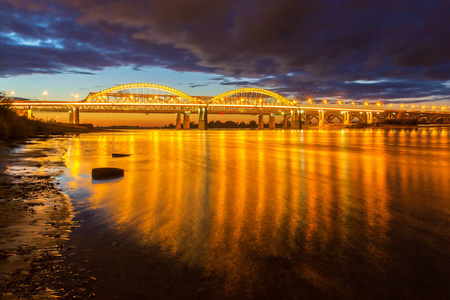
<box><xmin>257</xmin><ymin>115</ymin><xmax>264</xmax><ymax>130</ymax></box>
<box><xmin>344</xmin><ymin>112</ymin><xmax>350</xmax><ymax>125</ymax></box>
<box><xmin>269</xmin><ymin>114</ymin><xmax>276</xmax><ymax>129</ymax></box>
<box><xmin>69</xmin><ymin>109</ymin><xmax>73</xmax><ymax>124</ymax></box>
<box><xmin>183</xmin><ymin>113</ymin><xmax>190</xmax><ymax>130</ymax></box>
<box><xmin>27</xmin><ymin>106</ymin><xmax>32</xmax><ymax>119</ymax></box>
<box><xmin>318</xmin><ymin>110</ymin><xmax>325</xmax><ymax>128</ymax></box>
<box><xmin>282</xmin><ymin>115</ymin><xmax>289</xmax><ymax>129</ymax></box>
<box><xmin>396</xmin><ymin>111</ymin><xmax>406</xmax><ymax>120</ymax></box>
<box><xmin>291</xmin><ymin>110</ymin><xmax>300</xmax><ymax>129</ymax></box>
<box><xmin>73</xmin><ymin>107</ymin><xmax>80</xmax><ymax>124</ymax></box>
<box><xmin>367</xmin><ymin>112</ymin><xmax>373</xmax><ymax>124</ymax></box>
<box><xmin>198</xmin><ymin>108</ymin><xmax>208</xmax><ymax>130</ymax></box>
<box><xmin>175</xmin><ymin>113</ymin><xmax>182</xmax><ymax>130</ymax></box>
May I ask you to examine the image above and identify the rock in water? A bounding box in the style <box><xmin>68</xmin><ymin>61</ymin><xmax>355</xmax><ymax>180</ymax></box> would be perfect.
<box><xmin>112</xmin><ymin>153</ymin><xmax>131</xmax><ymax>157</ymax></box>
<box><xmin>92</xmin><ymin>168</ymin><xmax>124</xmax><ymax>180</ymax></box>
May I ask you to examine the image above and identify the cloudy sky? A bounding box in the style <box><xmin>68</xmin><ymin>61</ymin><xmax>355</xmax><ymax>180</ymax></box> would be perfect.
<box><xmin>1</xmin><ymin>0</ymin><xmax>449</xmax><ymax>107</ymax></box>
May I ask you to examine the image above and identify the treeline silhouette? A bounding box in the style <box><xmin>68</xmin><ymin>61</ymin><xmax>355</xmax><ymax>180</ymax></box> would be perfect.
<box><xmin>379</xmin><ymin>119</ymin><xmax>420</xmax><ymax>125</ymax></box>
<box><xmin>0</xmin><ymin>93</ymin><xmax>50</xmax><ymax>140</ymax></box>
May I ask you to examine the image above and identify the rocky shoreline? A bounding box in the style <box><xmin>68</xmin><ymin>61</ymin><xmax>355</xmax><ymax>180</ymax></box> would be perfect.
<box><xmin>0</xmin><ymin>139</ymin><xmax>74</xmax><ymax>299</ymax></box>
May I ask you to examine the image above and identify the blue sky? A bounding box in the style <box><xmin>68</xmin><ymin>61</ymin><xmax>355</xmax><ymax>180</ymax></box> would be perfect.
<box><xmin>0</xmin><ymin>66</ymin><xmax>243</xmax><ymax>101</ymax></box>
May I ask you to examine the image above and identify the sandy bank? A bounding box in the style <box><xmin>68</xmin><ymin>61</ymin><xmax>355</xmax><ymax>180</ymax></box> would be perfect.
<box><xmin>0</xmin><ymin>140</ymin><xmax>74</xmax><ymax>299</ymax></box>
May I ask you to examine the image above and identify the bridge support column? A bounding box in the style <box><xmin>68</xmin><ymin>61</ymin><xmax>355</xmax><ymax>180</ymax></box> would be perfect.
<box><xmin>73</xmin><ymin>107</ymin><xmax>80</xmax><ymax>124</ymax></box>
<box><xmin>282</xmin><ymin>114</ymin><xmax>288</xmax><ymax>129</ymax></box>
<box><xmin>183</xmin><ymin>113</ymin><xmax>190</xmax><ymax>130</ymax></box>
<box><xmin>344</xmin><ymin>112</ymin><xmax>350</xmax><ymax>125</ymax></box>
<box><xmin>299</xmin><ymin>110</ymin><xmax>303</xmax><ymax>129</ymax></box>
<box><xmin>396</xmin><ymin>111</ymin><xmax>406</xmax><ymax>120</ymax></box>
<box><xmin>175</xmin><ymin>113</ymin><xmax>182</xmax><ymax>130</ymax></box>
<box><xmin>258</xmin><ymin>115</ymin><xmax>264</xmax><ymax>130</ymax></box>
<box><xmin>269</xmin><ymin>114</ymin><xmax>276</xmax><ymax>129</ymax></box>
<box><xmin>27</xmin><ymin>106</ymin><xmax>32</xmax><ymax>119</ymax></box>
<box><xmin>198</xmin><ymin>108</ymin><xmax>208</xmax><ymax>130</ymax></box>
<box><xmin>367</xmin><ymin>112</ymin><xmax>373</xmax><ymax>124</ymax></box>
<box><xmin>318</xmin><ymin>110</ymin><xmax>325</xmax><ymax>128</ymax></box>
<box><xmin>291</xmin><ymin>110</ymin><xmax>300</xmax><ymax>129</ymax></box>
<box><xmin>69</xmin><ymin>109</ymin><xmax>73</xmax><ymax>124</ymax></box>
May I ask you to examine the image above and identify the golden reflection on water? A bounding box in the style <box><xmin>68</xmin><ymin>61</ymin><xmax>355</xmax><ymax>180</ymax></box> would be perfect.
<box><xmin>64</xmin><ymin>129</ymin><xmax>450</xmax><ymax>294</ymax></box>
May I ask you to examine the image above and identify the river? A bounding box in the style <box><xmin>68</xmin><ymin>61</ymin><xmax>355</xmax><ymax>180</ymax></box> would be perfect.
<box><xmin>55</xmin><ymin>129</ymin><xmax>449</xmax><ymax>299</ymax></box>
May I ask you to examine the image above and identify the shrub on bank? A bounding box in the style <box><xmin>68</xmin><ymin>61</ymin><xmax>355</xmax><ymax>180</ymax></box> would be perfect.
<box><xmin>0</xmin><ymin>94</ymin><xmax>49</xmax><ymax>140</ymax></box>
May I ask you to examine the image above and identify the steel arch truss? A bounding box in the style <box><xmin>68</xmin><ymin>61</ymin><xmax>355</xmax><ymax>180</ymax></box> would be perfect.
<box><xmin>83</xmin><ymin>83</ymin><xmax>199</xmax><ymax>104</ymax></box>
<box><xmin>208</xmin><ymin>88</ymin><xmax>294</xmax><ymax>107</ymax></box>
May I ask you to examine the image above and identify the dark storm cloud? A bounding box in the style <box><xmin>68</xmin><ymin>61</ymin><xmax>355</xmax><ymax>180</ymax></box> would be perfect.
<box><xmin>2</xmin><ymin>0</ymin><xmax>450</xmax><ymax>100</ymax></box>
<box><xmin>267</xmin><ymin>76</ymin><xmax>449</xmax><ymax>100</ymax></box>
<box><xmin>0</xmin><ymin>1</ymin><xmax>209</xmax><ymax>76</ymax></box>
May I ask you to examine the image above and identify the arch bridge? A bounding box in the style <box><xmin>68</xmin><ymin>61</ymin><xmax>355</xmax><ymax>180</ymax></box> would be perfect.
<box><xmin>5</xmin><ymin>83</ymin><xmax>450</xmax><ymax>129</ymax></box>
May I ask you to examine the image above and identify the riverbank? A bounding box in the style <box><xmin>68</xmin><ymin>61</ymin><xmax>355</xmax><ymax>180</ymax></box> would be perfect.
<box><xmin>0</xmin><ymin>139</ymin><xmax>74</xmax><ymax>299</ymax></box>
<box><xmin>1</xmin><ymin>101</ymin><xmax>97</xmax><ymax>141</ymax></box>
<box><xmin>38</xmin><ymin>122</ymin><xmax>99</xmax><ymax>135</ymax></box>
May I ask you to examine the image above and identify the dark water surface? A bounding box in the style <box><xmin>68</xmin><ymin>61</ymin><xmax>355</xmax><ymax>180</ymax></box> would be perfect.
<box><xmin>58</xmin><ymin>129</ymin><xmax>450</xmax><ymax>299</ymax></box>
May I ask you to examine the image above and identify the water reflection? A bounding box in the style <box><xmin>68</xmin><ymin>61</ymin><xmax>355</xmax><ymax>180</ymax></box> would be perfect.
<box><xmin>63</xmin><ymin>129</ymin><xmax>450</xmax><ymax>297</ymax></box>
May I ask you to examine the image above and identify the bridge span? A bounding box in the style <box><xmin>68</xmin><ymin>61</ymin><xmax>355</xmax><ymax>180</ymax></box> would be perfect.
<box><xmin>5</xmin><ymin>83</ymin><xmax>450</xmax><ymax>129</ymax></box>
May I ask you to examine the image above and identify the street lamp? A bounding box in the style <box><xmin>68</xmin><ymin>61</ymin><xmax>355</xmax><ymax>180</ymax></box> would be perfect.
<box><xmin>11</xmin><ymin>91</ymin><xmax>15</xmax><ymax>100</ymax></box>
<box><xmin>43</xmin><ymin>91</ymin><xmax>48</xmax><ymax>101</ymax></box>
